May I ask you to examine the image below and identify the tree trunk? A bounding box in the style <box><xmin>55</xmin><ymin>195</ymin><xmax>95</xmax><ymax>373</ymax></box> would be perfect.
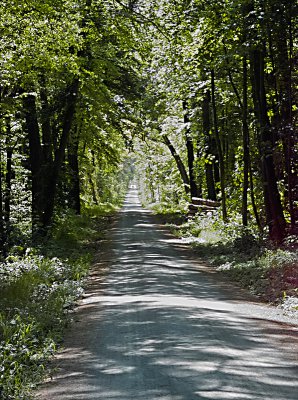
<box><xmin>249</xmin><ymin>159</ymin><xmax>262</xmax><ymax>231</ymax></box>
<box><xmin>89</xmin><ymin>174</ymin><xmax>99</xmax><ymax>205</ymax></box>
<box><xmin>202</xmin><ymin>89</ymin><xmax>217</xmax><ymax>201</ymax></box>
<box><xmin>42</xmin><ymin>79</ymin><xmax>80</xmax><ymax>228</ymax></box>
<box><xmin>24</xmin><ymin>79</ymin><xmax>79</xmax><ymax>235</ymax></box>
<box><xmin>287</xmin><ymin>0</ymin><xmax>298</xmax><ymax>233</ymax></box>
<box><xmin>183</xmin><ymin>100</ymin><xmax>199</xmax><ymax>198</ymax></box>
<box><xmin>163</xmin><ymin>134</ymin><xmax>190</xmax><ymax>195</ymax></box>
<box><xmin>211</xmin><ymin>70</ymin><xmax>227</xmax><ymax>221</ymax></box>
<box><xmin>40</xmin><ymin>78</ymin><xmax>53</xmax><ymax>167</ymax></box>
<box><xmin>23</xmin><ymin>93</ymin><xmax>44</xmax><ymax>235</ymax></box>
<box><xmin>274</xmin><ymin>2</ymin><xmax>297</xmax><ymax>232</ymax></box>
<box><xmin>250</xmin><ymin>47</ymin><xmax>286</xmax><ymax>242</ymax></box>
<box><xmin>227</xmin><ymin>50</ymin><xmax>262</xmax><ymax>230</ymax></box>
<box><xmin>4</xmin><ymin>118</ymin><xmax>13</xmax><ymax>229</ymax></box>
<box><xmin>242</xmin><ymin>57</ymin><xmax>249</xmax><ymax>226</ymax></box>
<box><xmin>0</xmin><ymin>122</ymin><xmax>5</xmax><ymax>256</ymax></box>
<box><xmin>68</xmin><ymin>127</ymin><xmax>81</xmax><ymax>214</ymax></box>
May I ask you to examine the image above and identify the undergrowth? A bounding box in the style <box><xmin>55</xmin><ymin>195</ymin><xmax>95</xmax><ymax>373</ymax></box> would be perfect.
<box><xmin>0</xmin><ymin>204</ymin><xmax>116</xmax><ymax>400</ymax></box>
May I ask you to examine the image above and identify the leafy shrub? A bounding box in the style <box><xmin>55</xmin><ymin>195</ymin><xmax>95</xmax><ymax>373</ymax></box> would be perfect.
<box><xmin>216</xmin><ymin>247</ymin><xmax>298</xmax><ymax>299</ymax></box>
<box><xmin>0</xmin><ymin>254</ymin><xmax>86</xmax><ymax>399</ymax></box>
<box><xmin>257</xmin><ymin>249</ymin><xmax>298</xmax><ymax>270</ymax></box>
<box><xmin>174</xmin><ymin>211</ymin><xmax>263</xmax><ymax>250</ymax></box>
<box><xmin>0</xmin><ymin>314</ymin><xmax>55</xmax><ymax>400</ymax></box>
<box><xmin>258</xmin><ymin>249</ymin><xmax>298</xmax><ymax>300</ymax></box>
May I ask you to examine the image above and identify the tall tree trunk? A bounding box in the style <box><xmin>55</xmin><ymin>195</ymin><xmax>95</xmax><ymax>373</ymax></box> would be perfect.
<box><xmin>202</xmin><ymin>89</ymin><xmax>217</xmax><ymax>201</ymax></box>
<box><xmin>42</xmin><ymin>79</ymin><xmax>80</xmax><ymax>228</ymax></box>
<box><xmin>4</xmin><ymin>118</ymin><xmax>13</xmax><ymax>230</ymax></box>
<box><xmin>24</xmin><ymin>79</ymin><xmax>79</xmax><ymax>235</ymax></box>
<box><xmin>23</xmin><ymin>93</ymin><xmax>44</xmax><ymax>235</ymax></box>
<box><xmin>211</xmin><ymin>70</ymin><xmax>227</xmax><ymax>221</ymax></box>
<box><xmin>287</xmin><ymin>0</ymin><xmax>298</xmax><ymax>232</ymax></box>
<box><xmin>183</xmin><ymin>100</ymin><xmax>199</xmax><ymax>198</ymax></box>
<box><xmin>68</xmin><ymin>127</ymin><xmax>81</xmax><ymax>214</ymax></box>
<box><xmin>89</xmin><ymin>174</ymin><xmax>99</xmax><ymax>205</ymax></box>
<box><xmin>239</xmin><ymin>0</ymin><xmax>262</xmax><ymax>230</ymax></box>
<box><xmin>249</xmin><ymin>159</ymin><xmax>262</xmax><ymax>231</ymax></box>
<box><xmin>163</xmin><ymin>134</ymin><xmax>190</xmax><ymax>195</ymax></box>
<box><xmin>40</xmin><ymin>77</ymin><xmax>53</xmax><ymax>167</ymax></box>
<box><xmin>274</xmin><ymin>2</ymin><xmax>297</xmax><ymax>232</ymax></box>
<box><xmin>250</xmin><ymin>47</ymin><xmax>286</xmax><ymax>242</ymax></box>
<box><xmin>242</xmin><ymin>57</ymin><xmax>249</xmax><ymax>226</ymax></box>
<box><xmin>0</xmin><ymin>122</ymin><xmax>5</xmax><ymax>256</ymax></box>
<box><xmin>227</xmin><ymin>52</ymin><xmax>262</xmax><ymax>229</ymax></box>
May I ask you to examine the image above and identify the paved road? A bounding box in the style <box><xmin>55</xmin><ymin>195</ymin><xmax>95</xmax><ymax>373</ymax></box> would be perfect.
<box><xmin>37</xmin><ymin>187</ymin><xmax>298</xmax><ymax>400</ymax></box>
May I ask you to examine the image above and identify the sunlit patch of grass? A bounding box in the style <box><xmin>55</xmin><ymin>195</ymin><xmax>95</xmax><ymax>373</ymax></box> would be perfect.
<box><xmin>45</xmin><ymin>205</ymin><xmax>117</xmax><ymax>260</ymax></box>
<box><xmin>149</xmin><ymin>202</ymin><xmax>188</xmax><ymax>231</ymax></box>
<box><xmin>82</xmin><ymin>202</ymin><xmax>120</xmax><ymax>217</ymax></box>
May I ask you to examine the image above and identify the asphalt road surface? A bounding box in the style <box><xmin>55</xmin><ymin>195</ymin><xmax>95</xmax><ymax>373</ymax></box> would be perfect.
<box><xmin>37</xmin><ymin>186</ymin><xmax>298</xmax><ymax>400</ymax></box>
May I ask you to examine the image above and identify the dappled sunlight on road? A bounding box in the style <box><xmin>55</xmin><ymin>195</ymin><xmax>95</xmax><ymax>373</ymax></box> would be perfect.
<box><xmin>37</xmin><ymin>188</ymin><xmax>298</xmax><ymax>400</ymax></box>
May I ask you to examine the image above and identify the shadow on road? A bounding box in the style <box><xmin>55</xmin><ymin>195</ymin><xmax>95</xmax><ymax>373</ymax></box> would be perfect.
<box><xmin>37</xmin><ymin>189</ymin><xmax>298</xmax><ymax>400</ymax></box>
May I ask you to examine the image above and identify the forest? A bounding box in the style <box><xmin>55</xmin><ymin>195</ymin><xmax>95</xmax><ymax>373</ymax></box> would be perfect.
<box><xmin>0</xmin><ymin>0</ymin><xmax>297</xmax><ymax>398</ymax></box>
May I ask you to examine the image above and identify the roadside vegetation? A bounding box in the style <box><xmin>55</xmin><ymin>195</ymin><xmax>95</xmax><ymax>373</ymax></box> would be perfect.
<box><xmin>0</xmin><ymin>204</ymin><xmax>120</xmax><ymax>400</ymax></box>
<box><xmin>153</xmin><ymin>205</ymin><xmax>298</xmax><ymax>316</ymax></box>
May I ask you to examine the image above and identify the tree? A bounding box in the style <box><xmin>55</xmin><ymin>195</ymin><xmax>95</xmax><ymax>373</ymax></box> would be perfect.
<box><xmin>133</xmin><ymin>0</ymin><xmax>296</xmax><ymax>240</ymax></box>
<box><xmin>0</xmin><ymin>0</ymin><xmax>296</xmax><ymax>251</ymax></box>
<box><xmin>0</xmin><ymin>0</ymin><xmax>143</xmax><ymax>247</ymax></box>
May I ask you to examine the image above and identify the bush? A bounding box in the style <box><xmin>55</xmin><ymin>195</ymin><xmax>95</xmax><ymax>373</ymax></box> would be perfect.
<box><xmin>0</xmin><ymin>314</ymin><xmax>55</xmax><ymax>400</ymax></box>
<box><xmin>0</xmin><ymin>254</ymin><xmax>85</xmax><ymax>399</ymax></box>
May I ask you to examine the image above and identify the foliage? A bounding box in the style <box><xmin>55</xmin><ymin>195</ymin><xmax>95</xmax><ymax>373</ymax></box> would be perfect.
<box><xmin>171</xmin><ymin>210</ymin><xmax>297</xmax><ymax>305</ymax></box>
<box><xmin>0</xmin><ymin>255</ymin><xmax>81</xmax><ymax>399</ymax></box>
<box><xmin>0</xmin><ymin>204</ymin><xmax>115</xmax><ymax>399</ymax></box>
<box><xmin>0</xmin><ymin>314</ymin><xmax>56</xmax><ymax>400</ymax></box>
<box><xmin>133</xmin><ymin>0</ymin><xmax>297</xmax><ymax>241</ymax></box>
<box><xmin>0</xmin><ymin>0</ymin><xmax>296</xmax><ymax>248</ymax></box>
<box><xmin>0</xmin><ymin>0</ymin><xmax>141</xmax><ymax>250</ymax></box>
<box><xmin>216</xmin><ymin>249</ymin><xmax>298</xmax><ymax>303</ymax></box>
<box><xmin>135</xmin><ymin>138</ymin><xmax>189</xmax><ymax>208</ymax></box>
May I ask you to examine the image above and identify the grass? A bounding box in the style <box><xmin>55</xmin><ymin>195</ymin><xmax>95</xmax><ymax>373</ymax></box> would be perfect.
<box><xmin>0</xmin><ymin>203</ymin><xmax>117</xmax><ymax>399</ymax></box>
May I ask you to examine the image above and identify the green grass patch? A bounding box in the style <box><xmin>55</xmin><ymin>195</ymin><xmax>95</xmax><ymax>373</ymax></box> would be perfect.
<box><xmin>150</xmin><ymin>202</ymin><xmax>188</xmax><ymax>227</ymax></box>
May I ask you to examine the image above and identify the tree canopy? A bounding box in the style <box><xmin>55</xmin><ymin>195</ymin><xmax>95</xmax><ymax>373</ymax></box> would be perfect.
<box><xmin>0</xmin><ymin>0</ymin><xmax>297</xmax><ymax>251</ymax></box>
